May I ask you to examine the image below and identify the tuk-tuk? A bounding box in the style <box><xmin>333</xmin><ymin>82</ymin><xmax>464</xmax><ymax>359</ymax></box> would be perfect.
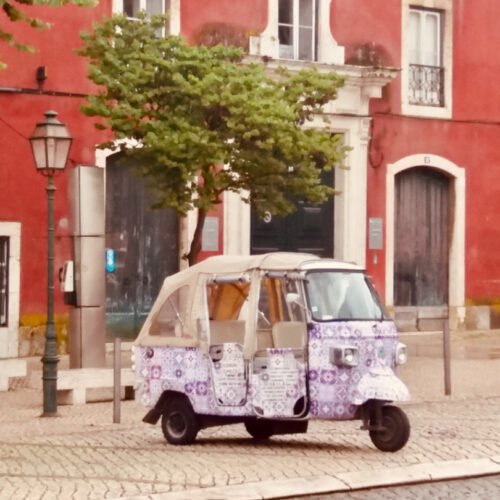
<box><xmin>133</xmin><ymin>252</ymin><xmax>410</xmax><ymax>452</ymax></box>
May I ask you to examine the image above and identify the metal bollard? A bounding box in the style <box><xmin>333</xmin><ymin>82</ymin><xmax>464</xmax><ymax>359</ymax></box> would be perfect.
<box><xmin>443</xmin><ymin>318</ymin><xmax>451</xmax><ymax>396</ymax></box>
<box><xmin>113</xmin><ymin>337</ymin><xmax>121</xmax><ymax>423</ymax></box>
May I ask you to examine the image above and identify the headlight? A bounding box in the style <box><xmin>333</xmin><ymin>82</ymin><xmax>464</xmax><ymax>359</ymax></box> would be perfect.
<box><xmin>330</xmin><ymin>345</ymin><xmax>359</xmax><ymax>367</ymax></box>
<box><xmin>395</xmin><ymin>342</ymin><xmax>408</xmax><ymax>365</ymax></box>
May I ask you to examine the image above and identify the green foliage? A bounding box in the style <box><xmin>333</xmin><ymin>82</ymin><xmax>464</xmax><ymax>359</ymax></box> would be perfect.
<box><xmin>80</xmin><ymin>13</ymin><xmax>347</xmax><ymax>262</ymax></box>
<box><xmin>1</xmin><ymin>0</ymin><xmax>96</xmax><ymax>68</ymax></box>
<box><xmin>81</xmin><ymin>14</ymin><xmax>346</xmax><ymax>212</ymax></box>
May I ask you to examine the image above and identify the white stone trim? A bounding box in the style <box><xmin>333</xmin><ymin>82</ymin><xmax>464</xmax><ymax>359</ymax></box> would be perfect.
<box><xmin>224</xmin><ymin>63</ymin><xmax>396</xmax><ymax>266</ymax></box>
<box><xmin>385</xmin><ymin>154</ymin><xmax>465</xmax><ymax>308</ymax></box>
<box><xmin>224</xmin><ymin>190</ymin><xmax>251</xmax><ymax>256</ymax></box>
<box><xmin>224</xmin><ymin>116</ymin><xmax>375</xmax><ymax>269</ymax></box>
<box><xmin>249</xmin><ymin>0</ymin><xmax>344</xmax><ymax>64</ymax></box>
<box><xmin>0</xmin><ymin>222</ymin><xmax>21</xmax><ymax>359</ymax></box>
<box><xmin>168</xmin><ymin>0</ymin><xmax>181</xmax><ymax>36</ymax></box>
<box><xmin>401</xmin><ymin>0</ymin><xmax>453</xmax><ymax>119</ymax></box>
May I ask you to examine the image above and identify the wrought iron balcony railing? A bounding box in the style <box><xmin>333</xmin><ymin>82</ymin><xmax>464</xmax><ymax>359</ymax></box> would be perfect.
<box><xmin>408</xmin><ymin>64</ymin><xmax>444</xmax><ymax>107</ymax></box>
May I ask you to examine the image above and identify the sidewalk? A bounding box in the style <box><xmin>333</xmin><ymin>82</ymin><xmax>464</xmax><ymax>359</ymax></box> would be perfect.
<box><xmin>1</xmin><ymin>332</ymin><xmax>500</xmax><ymax>500</ymax></box>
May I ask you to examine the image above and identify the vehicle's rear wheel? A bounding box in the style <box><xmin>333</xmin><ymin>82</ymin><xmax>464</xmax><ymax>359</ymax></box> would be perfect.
<box><xmin>244</xmin><ymin>419</ymin><xmax>274</xmax><ymax>440</ymax></box>
<box><xmin>369</xmin><ymin>405</ymin><xmax>410</xmax><ymax>452</ymax></box>
<box><xmin>161</xmin><ymin>397</ymin><xmax>199</xmax><ymax>445</ymax></box>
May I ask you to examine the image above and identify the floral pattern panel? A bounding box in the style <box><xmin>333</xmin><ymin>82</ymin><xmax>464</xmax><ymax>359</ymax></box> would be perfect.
<box><xmin>308</xmin><ymin>321</ymin><xmax>410</xmax><ymax>420</ymax></box>
<box><xmin>135</xmin><ymin>346</ymin><xmax>252</xmax><ymax>417</ymax></box>
<box><xmin>250</xmin><ymin>348</ymin><xmax>307</xmax><ymax>418</ymax></box>
<box><xmin>209</xmin><ymin>343</ymin><xmax>248</xmax><ymax>406</ymax></box>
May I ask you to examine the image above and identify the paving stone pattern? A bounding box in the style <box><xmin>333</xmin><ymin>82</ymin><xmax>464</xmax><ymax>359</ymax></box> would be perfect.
<box><xmin>1</xmin><ymin>384</ymin><xmax>500</xmax><ymax>499</ymax></box>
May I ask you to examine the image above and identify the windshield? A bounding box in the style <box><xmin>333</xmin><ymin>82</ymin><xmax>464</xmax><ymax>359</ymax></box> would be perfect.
<box><xmin>305</xmin><ymin>271</ymin><xmax>388</xmax><ymax>321</ymax></box>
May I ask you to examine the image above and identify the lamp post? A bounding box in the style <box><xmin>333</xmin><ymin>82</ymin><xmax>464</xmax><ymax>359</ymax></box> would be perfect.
<box><xmin>29</xmin><ymin>110</ymin><xmax>72</xmax><ymax>417</ymax></box>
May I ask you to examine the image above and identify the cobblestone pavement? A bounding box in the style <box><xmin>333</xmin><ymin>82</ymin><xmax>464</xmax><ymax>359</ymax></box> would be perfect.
<box><xmin>2</xmin><ymin>335</ymin><xmax>500</xmax><ymax>500</ymax></box>
<box><xmin>1</xmin><ymin>384</ymin><xmax>500</xmax><ymax>500</ymax></box>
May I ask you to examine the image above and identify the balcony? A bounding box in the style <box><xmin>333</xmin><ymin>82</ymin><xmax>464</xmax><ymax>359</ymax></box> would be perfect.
<box><xmin>408</xmin><ymin>64</ymin><xmax>444</xmax><ymax>107</ymax></box>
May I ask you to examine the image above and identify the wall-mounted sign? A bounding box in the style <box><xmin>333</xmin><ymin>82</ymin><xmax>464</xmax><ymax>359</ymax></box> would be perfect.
<box><xmin>202</xmin><ymin>216</ymin><xmax>219</xmax><ymax>252</ymax></box>
<box><xmin>105</xmin><ymin>248</ymin><xmax>116</xmax><ymax>272</ymax></box>
<box><xmin>368</xmin><ymin>218</ymin><xmax>383</xmax><ymax>250</ymax></box>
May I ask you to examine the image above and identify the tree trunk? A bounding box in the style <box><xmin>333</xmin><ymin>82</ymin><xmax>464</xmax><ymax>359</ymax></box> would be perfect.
<box><xmin>186</xmin><ymin>208</ymin><xmax>207</xmax><ymax>266</ymax></box>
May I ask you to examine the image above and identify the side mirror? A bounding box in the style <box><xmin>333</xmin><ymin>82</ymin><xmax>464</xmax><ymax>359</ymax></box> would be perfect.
<box><xmin>285</xmin><ymin>293</ymin><xmax>300</xmax><ymax>304</ymax></box>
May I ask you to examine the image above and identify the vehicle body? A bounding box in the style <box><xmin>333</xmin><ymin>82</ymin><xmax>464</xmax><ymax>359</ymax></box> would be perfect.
<box><xmin>133</xmin><ymin>252</ymin><xmax>410</xmax><ymax>451</ymax></box>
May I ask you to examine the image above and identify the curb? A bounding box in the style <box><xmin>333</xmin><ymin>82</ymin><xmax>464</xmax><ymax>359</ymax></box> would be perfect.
<box><xmin>119</xmin><ymin>457</ymin><xmax>500</xmax><ymax>500</ymax></box>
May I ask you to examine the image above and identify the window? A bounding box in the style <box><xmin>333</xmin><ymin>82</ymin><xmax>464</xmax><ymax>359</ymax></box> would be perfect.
<box><xmin>150</xmin><ymin>285</ymin><xmax>190</xmax><ymax>337</ymax></box>
<box><xmin>278</xmin><ymin>0</ymin><xmax>317</xmax><ymax>60</ymax></box>
<box><xmin>408</xmin><ymin>8</ymin><xmax>444</xmax><ymax>107</ymax></box>
<box><xmin>249</xmin><ymin>0</ymin><xmax>344</xmax><ymax>65</ymax></box>
<box><xmin>0</xmin><ymin>237</ymin><xmax>8</xmax><ymax>327</ymax></box>
<box><xmin>122</xmin><ymin>0</ymin><xmax>164</xmax><ymax>19</ymax></box>
<box><xmin>113</xmin><ymin>0</ymin><xmax>181</xmax><ymax>36</ymax></box>
<box><xmin>258</xmin><ymin>276</ymin><xmax>306</xmax><ymax>327</ymax></box>
<box><xmin>305</xmin><ymin>271</ymin><xmax>388</xmax><ymax>322</ymax></box>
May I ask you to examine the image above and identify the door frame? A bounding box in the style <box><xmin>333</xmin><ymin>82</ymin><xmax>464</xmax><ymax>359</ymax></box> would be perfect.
<box><xmin>0</xmin><ymin>222</ymin><xmax>21</xmax><ymax>359</ymax></box>
<box><xmin>385</xmin><ymin>154</ymin><xmax>465</xmax><ymax>308</ymax></box>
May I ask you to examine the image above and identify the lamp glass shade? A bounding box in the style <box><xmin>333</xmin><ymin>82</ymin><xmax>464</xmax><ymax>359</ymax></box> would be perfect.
<box><xmin>30</xmin><ymin>111</ymin><xmax>72</xmax><ymax>171</ymax></box>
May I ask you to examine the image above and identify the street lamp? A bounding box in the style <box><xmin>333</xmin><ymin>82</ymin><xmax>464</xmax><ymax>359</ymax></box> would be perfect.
<box><xmin>29</xmin><ymin>110</ymin><xmax>72</xmax><ymax>417</ymax></box>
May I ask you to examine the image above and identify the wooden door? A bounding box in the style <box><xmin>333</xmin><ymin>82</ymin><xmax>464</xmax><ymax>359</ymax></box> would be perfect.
<box><xmin>105</xmin><ymin>154</ymin><xmax>179</xmax><ymax>338</ymax></box>
<box><xmin>250</xmin><ymin>169</ymin><xmax>334</xmax><ymax>257</ymax></box>
<box><xmin>394</xmin><ymin>167</ymin><xmax>450</xmax><ymax>306</ymax></box>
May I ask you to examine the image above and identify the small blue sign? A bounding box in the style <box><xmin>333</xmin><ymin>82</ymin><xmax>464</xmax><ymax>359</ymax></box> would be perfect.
<box><xmin>105</xmin><ymin>248</ymin><xmax>116</xmax><ymax>273</ymax></box>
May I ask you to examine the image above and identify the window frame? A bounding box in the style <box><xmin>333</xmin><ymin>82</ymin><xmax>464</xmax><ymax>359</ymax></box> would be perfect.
<box><xmin>278</xmin><ymin>0</ymin><xmax>317</xmax><ymax>61</ymax></box>
<box><xmin>401</xmin><ymin>0</ymin><xmax>452</xmax><ymax>119</ymax></box>
<box><xmin>112</xmin><ymin>0</ymin><xmax>181</xmax><ymax>36</ymax></box>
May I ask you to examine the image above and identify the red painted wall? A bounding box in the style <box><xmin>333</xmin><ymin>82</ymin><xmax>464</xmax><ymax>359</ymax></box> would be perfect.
<box><xmin>334</xmin><ymin>0</ymin><xmax>500</xmax><ymax>302</ymax></box>
<box><xmin>453</xmin><ymin>0</ymin><xmax>500</xmax><ymax>121</ymax></box>
<box><xmin>332</xmin><ymin>0</ymin><xmax>402</xmax><ymax>115</ymax></box>
<box><xmin>0</xmin><ymin>1</ymin><xmax>110</xmax><ymax>318</ymax></box>
<box><xmin>181</xmin><ymin>0</ymin><xmax>267</xmax><ymax>41</ymax></box>
<box><xmin>4</xmin><ymin>0</ymin><xmax>500</xmax><ymax>321</ymax></box>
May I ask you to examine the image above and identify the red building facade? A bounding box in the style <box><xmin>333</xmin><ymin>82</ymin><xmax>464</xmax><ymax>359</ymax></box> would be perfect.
<box><xmin>1</xmin><ymin>0</ymin><xmax>500</xmax><ymax>383</ymax></box>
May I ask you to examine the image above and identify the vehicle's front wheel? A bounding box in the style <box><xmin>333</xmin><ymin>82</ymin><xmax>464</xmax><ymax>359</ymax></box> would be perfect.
<box><xmin>369</xmin><ymin>405</ymin><xmax>410</xmax><ymax>452</ymax></box>
<box><xmin>244</xmin><ymin>419</ymin><xmax>274</xmax><ymax>440</ymax></box>
<box><xmin>161</xmin><ymin>398</ymin><xmax>199</xmax><ymax>445</ymax></box>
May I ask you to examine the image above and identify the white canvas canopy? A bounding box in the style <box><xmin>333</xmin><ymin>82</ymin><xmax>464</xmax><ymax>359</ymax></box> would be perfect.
<box><xmin>134</xmin><ymin>252</ymin><xmax>361</xmax><ymax>357</ymax></box>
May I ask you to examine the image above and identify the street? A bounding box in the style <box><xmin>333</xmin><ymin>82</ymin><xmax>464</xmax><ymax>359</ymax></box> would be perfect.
<box><xmin>1</xmin><ymin>383</ymin><xmax>500</xmax><ymax>499</ymax></box>
<box><xmin>302</xmin><ymin>474</ymin><xmax>500</xmax><ymax>499</ymax></box>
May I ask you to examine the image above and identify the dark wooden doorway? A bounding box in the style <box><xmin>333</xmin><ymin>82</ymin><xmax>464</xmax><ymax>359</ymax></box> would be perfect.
<box><xmin>250</xmin><ymin>170</ymin><xmax>334</xmax><ymax>257</ymax></box>
<box><xmin>394</xmin><ymin>167</ymin><xmax>450</xmax><ymax>306</ymax></box>
<box><xmin>105</xmin><ymin>154</ymin><xmax>179</xmax><ymax>338</ymax></box>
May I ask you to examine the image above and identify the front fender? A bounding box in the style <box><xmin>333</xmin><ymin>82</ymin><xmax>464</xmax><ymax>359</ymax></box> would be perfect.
<box><xmin>352</xmin><ymin>366</ymin><xmax>410</xmax><ymax>405</ymax></box>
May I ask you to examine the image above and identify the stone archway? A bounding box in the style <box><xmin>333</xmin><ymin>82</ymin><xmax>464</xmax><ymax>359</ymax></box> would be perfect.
<box><xmin>385</xmin><ymin>154</ymin><xmax>465</xmax><ymax>319</ymax></box>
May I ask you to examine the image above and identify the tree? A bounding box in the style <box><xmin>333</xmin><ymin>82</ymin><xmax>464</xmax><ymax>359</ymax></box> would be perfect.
<box><xmin>1</xmin><ymin>0</ymin><xmax>94</xmax><ymax>69</ymax></box>
<box><xmin>80</xmin><ymin>13</ymin><xmax>347</xmax><ymax>265</ymax></box>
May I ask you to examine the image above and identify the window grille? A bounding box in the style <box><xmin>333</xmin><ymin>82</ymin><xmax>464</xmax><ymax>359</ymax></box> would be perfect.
<box><xmin>409</xmin><ymin>64</ymin><xmax>444</xmax><ymax>106</ymax></box>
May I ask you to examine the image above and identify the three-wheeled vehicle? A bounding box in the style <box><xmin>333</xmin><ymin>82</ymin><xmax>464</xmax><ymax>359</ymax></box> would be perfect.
<box><xmin>133</xmin><ymin>252</ymin><xmax>410</xmax><ymax>451</ymax></box>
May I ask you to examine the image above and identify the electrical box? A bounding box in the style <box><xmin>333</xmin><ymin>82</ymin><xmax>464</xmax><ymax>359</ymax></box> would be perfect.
<box><xmin>67</xmin><ymin>165</ymin><xmax>106</xmax><ymax>368</ymax></box>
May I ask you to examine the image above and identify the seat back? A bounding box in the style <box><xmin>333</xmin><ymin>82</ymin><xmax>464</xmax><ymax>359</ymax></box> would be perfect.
<box><xmin>271</xmin><ymin>321</ymin><xmax>306</xmax><ymax>349</ymax></box>
<box><xmin>257</xmin><ymin>329</ymin><xmax>274</xmax><ymax>349</ymax></box>
<box><xmin>209</xmin><ymin>320</ymin><xmax>245</xmax><ymax>345</ymax></box>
